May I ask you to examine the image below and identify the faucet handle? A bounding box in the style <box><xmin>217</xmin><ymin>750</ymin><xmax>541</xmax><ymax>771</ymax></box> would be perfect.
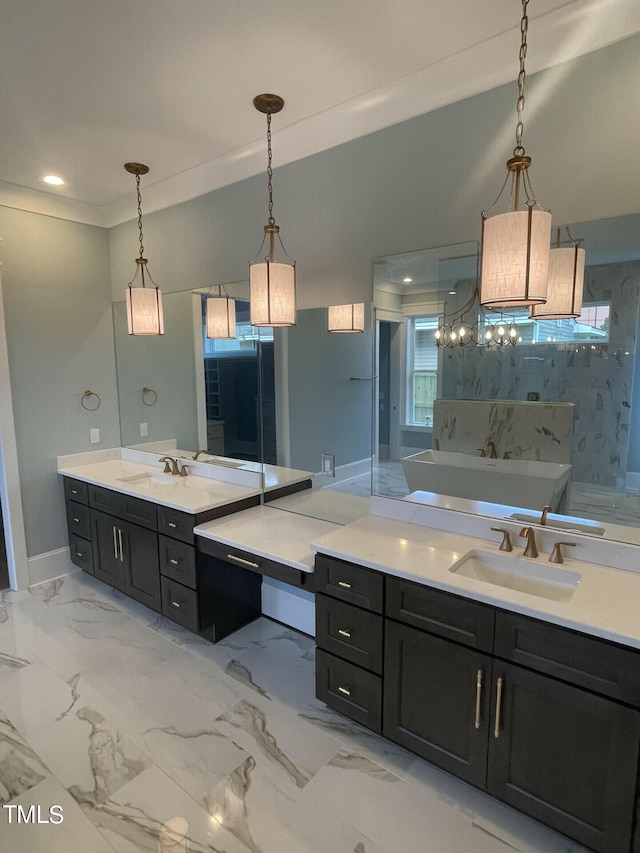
<box><xmin>502</xmin><ymin>451</ymin><xmax>512</xmax><ymax>459</ymax></box>
<box><xmin>178</xmin><ymin>463</ymin><xmax>190</xmax><ymax>477</ymax></box>
<box><xmin>549</xmin><ymin>541</ymin><xmax>576</xmax><ymax>564</ymax></box>
<box><xmin>491</xmin><ymin>527</ymin><xmax>513</xmax><ymax>552</ymax></box>
<box><xmin>477</xmin><ymin>448</ymin><xmax>487</xmax><ymax>457</ymax></box>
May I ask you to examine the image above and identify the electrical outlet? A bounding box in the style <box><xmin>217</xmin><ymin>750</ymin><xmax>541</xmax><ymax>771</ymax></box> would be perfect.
<box><xmin>140</xmin><ymin>422</ymin><xmax>149</xmax><ymax>436</ymax></box>
<box><xmin>321</xmin><ymin>453</ymin><xmax>335</xmax><ymax>477</ymax></box>
<box><xmin>90</xmin><ymin>428</ymin><xmax>100</xmax><ymax>444</ymax></box>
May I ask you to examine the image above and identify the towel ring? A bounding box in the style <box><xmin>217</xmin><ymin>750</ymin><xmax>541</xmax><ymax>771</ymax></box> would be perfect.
<box><xmin>81</xmin><ymin>390</ymin><xmax>101</xmax><ymax>411</ymax></box>
<box><xmin>142</xmin><ymin>387</ymin><xmax>158</xmax><ymax>407</ymax></box>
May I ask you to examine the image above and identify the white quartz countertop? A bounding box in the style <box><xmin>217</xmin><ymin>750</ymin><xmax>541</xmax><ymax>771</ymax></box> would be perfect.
<box><xmin>195</xmin><ymin>506</ymin><xmax>341</xmax><ymax>573</ymax></box>
<box><xmin>311</xmin><ymin>513</ymin><xmax>640</xmax><ymax>650</ymax></box>
<box><xmin>58</xmin><ymin>457</ymin><xmax>263</xmax><ymax>514</ymax></box>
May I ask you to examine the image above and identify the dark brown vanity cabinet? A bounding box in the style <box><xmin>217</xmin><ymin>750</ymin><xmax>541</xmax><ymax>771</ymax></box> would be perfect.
<box><xmin>314</xmin><ymin>553</ymin><xmax>640</xmax><ymax>853</ymax></box>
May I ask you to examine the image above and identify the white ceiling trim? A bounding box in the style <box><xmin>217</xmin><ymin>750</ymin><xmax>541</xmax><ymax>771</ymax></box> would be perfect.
<box><xmin>2</xmin><ymin>0</ymin><xmax>638</xmax><ymax>230</ymax></box>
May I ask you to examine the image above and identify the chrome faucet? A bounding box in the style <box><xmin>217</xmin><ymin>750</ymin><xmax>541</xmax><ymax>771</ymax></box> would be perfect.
<box><xmin>192</xmin><ymin>449</ymin><xmax>209</xmax><ymax>460</ymax></box>
<box><xmin>520</xmin><ymin>526</ymin><xmax>538</xmax><ymax>558</ymax></box>
<box><xmin>486</xmin><ymin>440</ymin><xmax>497</xmax><ymax>459</ymax></box>
<box><xmin>159</xmin><ymin>455</ymin><xmax>180</xmax><ymax>475</ymax></box>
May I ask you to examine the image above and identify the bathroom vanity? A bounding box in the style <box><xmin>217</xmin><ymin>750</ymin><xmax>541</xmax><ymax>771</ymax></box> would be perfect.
<box><xmin>311</xmin><ymin>503</ymin><xmax>640</xmax><ymax>853</ymax></box>
<box><xmin>59</xmin><ymin>448</ymin><xmax>313</xmax><ymax>641</ymax></box>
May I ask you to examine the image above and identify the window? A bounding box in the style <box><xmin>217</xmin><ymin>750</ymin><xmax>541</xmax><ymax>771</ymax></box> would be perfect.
<box><xmin>407</xmin><ymin>316</ymin><xmax>438</xmax><ymax>425</ymax></box>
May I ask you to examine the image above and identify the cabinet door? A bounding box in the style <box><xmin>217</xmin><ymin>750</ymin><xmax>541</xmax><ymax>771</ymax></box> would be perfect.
<box><xmin>383</xmin><ymin>621</ymin><xmax>492</xmax><ymax>788</ymax></box>
<box><xmin>488</xmin><ymin>662</ymin><xmax>640</xmax><ymax>853</ymax></box>
<box><xmin>91</xmin><ymin>511</ymin><xmax>125</xmax><ymax>592</ymax></box>
<box><xmin>121</xmin><ymin>518</ymin><xmax>160</xmax><ymax>612</ymax></box>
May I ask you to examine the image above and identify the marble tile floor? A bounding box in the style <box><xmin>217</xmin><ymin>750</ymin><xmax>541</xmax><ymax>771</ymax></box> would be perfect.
<box><xmin>0</xmin><ymin>572</ymin><xmax>588</xmax><ymax>853</ymax></box>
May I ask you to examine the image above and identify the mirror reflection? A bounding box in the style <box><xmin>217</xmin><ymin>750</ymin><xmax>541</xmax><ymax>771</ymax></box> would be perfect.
<box><xmin>373</xmin><ymin>212</ymin><xmax>640</xmax><ymax>544</ymax></box>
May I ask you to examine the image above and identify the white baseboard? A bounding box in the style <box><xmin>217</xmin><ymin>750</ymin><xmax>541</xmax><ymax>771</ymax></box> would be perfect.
<box><xmin>261</xmin><ymin>580</ymin><xmax>315</xmax><ymax>636</ymax></box>
<box><xmin>28</xmin><ymin>547</ymin><xmax>76</xmax><ymax>587</ymax></box>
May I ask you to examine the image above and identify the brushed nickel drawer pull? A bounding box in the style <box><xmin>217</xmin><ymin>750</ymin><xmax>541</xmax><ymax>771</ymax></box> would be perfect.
<box><xmin>338</xmin><ymin>629</ymin><xmax>352</xmax><ymax>638</ymax></box>
<box><xmin>112</xmin><ymin>526</ymin><xmax>118</xmax><ymax>560</ymax></box>
<box><xmin>494</xmin><ymin>676</ymin><xmax>504</xmax><ymax>739</ymax></box>
<box><xmin>169</xmin><ymin>558</ymin><xmax>180</xmax><ymax>566</ymax></box>
<box><xmin>171</xmin><ymin>600</ymin><xmax>181</xmax><ymax>608</ymax></box>
<box><xmin>73</xmin><ymin>517</ymin><xmax>80</xmax><ymax>523</ymax></box>
<box><xmin>168</xmin><ymin>522</ymin><xmax>177</xmax><ymax>528</ymax></box>
<box><xmin>117</xmin><ymin>528</ymin><xmax>124</xmax><ymax>562</ymax></box>
<box><xmin>338</xmin><ymin>686</ymin><xmax>351</xmax><ymax>696</ymax></box>
<box><xmin>337</xmin><ymin>581</ymin><xmax>352</xmax><ymax>589</ymax></box>
<box><xmin>71</xmin><ymin>489</ymin><xmax>78</xmax><ymax>495</ymax></box>
<box><xmin>76</xmin><ymin>551</ymin><xmax>85</xmax><ymax>559</ymax></box>
<box><xmin>475</xmin><ymin>668</ymin><xmax>483</xmax><ymax>730</ymax></box>
<box><xmin>227</xmin><ymin>554</ymin><xmax>260</xmax><ymax>569</ymax></box>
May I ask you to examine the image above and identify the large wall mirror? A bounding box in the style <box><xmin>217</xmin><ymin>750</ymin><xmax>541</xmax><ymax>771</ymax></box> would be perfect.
<box><xmin>113</xmin><ymin>289</ymin><xmax>375</xmax><ymax>517</ymax></box>
<box><xmin>372</xmin><ymin>211</ymin><xmax>640</xmax><ymax>545</ymax></box>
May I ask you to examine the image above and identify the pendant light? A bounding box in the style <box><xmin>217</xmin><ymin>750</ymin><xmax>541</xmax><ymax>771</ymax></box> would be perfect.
<box><xmin>124</xmin><ymin>163</ymin><xmax>164</xmax><ymax>335</ymax></box>
<box><xmin>328</xmin><ymin>303</ymin><xmax>365</xmax><ymax>333</ymax></box>
<box><xmin>206</xmin><ymin>286</ymin><xmax>236</xmax><ymax>339</ymax></box>
<box><xmin>480</xmin><ymin>0</ymin><xmax>551</xmax><ymax>310</ymax></box>
<box><xmin>249</xmin><ymin>94</ymin><xmax>296</xmax><ymax>327</ymax></box>
<box><xmin>530</xmin><ymin>228</ymin><xmax>585</xmax><ymax>320</ymax></box>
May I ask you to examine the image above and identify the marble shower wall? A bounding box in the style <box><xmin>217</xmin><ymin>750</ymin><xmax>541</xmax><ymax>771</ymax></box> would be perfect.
<box><xmin>439</xmin><ymin>260</ymin><xmax>640</xmax><ymax>486</ymax></box>
<box><xmin>432</xmin><ymin>399</ymin><xmax>574</xmax><ymax>464</ymax></box>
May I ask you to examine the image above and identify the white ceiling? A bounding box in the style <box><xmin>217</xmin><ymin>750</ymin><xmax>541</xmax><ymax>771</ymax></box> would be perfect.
<box><xmin>2</xmin><ymin>0</ymin><xmax>639</xmax><ymax>228</ymax></box>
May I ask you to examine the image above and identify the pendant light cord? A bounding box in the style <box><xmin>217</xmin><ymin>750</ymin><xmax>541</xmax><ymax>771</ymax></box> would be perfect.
<box><xmin>266</xmin><ymin>111</ymin><xmax>275</xmax><ymax>227</ymax></box>
<box><xmin>514</xmin><ymin>0</ymin><xmax>529</xmax><ymax>157</ymax></box>
<box><xmin>136</xmin><ymin>173</ymin><xmax>145</xmax><ymax>259</ymax></box>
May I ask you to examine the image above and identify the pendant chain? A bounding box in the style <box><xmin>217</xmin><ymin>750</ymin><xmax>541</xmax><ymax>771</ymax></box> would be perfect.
<box><xmin>514</xmin><ymin>0</ymin><xmax>529</xmax><ymax>156</ymax></box>
<box><xmin>136</xmin><ymin>173</ymin><xmax>145</xmax><ymax>259</ymax></box>
<box><xmin>266</xmin><ymin>111</ymin><xmax>275</xmax><ymax>226</ymax></box>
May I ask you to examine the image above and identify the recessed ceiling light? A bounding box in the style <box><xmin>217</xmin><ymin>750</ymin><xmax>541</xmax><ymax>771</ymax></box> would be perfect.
<box><xmin>402</xmin><ymin>277</ymin><xmax>412</xmax><ymax>283</ymax></box>
<box><xmin>43</xmin><ymin>175</ymin><xmax>64</xmax><ymax>186</ymax></box>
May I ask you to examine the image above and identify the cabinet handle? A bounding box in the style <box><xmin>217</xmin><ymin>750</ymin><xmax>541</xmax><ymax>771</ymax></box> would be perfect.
<box><xmin>226</xmin><ymin>553</ymin><xmax>260</xmax><ymax>569</ymax></box>
<box><xmin>71</xmin><ymin>489</ymin><xmax>78</xmax><ymax>495</ymax></box>
<box><xmin>73</xmin><ymin>517</ymin><xmax>80</xmax><ymax>523</ymax></box>
<box><xmin>338</xmin><ymin>629</ymin><xmax>352</xmax><ymax>638</ymax></box>
<box><xmin>169</xmin><ymin>558</ymin><xmax>180</xmax><ymax>566</ymax></box>
<box><xmin>337</xmin><ymin>581</ymin><xmax>352</xmax><ymax>589</ymax></box>
<box><xmin>112</xmin><ymin>526</ymin><xmax>118</xmax><ymax>560</ymax></box>
<box><xmin>171</xmin><ymin>600</ymin><xmax>181</xmax><ymax>608</ymax></box>
<box><xmin>475</xmin><ymin>668</ymin><xmax>483</xmax><ymax>730</ymax></box>
<box><xmin>76</xmin><ymin>551</ymin><xmax>85</xmax><ymax>559</ymax></box>
<box><xmin>168</xmin><ymin>522</ymin><xmax>177</xmax><ymax>529</ymax></box>
<box><xmin>494</xmin><ymin>677</ymin><xmax>504</xmax><ymax>739</ymax></box>
<box><xmin>117</xmin><ymin>528</ymin><xmax>124</xmax><ymax>562</ymax></box>
<box><xmin>337</xmin><ymin>686</ymin><xmax>351</xmax><ymax>696</ymax></box>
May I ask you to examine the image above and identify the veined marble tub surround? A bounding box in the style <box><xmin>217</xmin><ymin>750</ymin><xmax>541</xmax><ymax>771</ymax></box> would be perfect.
<box><xmin>312</xmin><ymin>499</ymin><xmax>640</xmax><ymax>650</ymax></box>
<box><xmin>57</xmin><ymin>447</ymin><xmax>265</xmax><ymax>513</ymax></box>
<box><xmin>432</xmin><ymin>399</ymin><xmax>574</xmax><ymax>464</ymax></box>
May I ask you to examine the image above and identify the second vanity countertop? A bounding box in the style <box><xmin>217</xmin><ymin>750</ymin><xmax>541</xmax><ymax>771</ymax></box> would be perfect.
<box><xmin>310</xmin><ymin>510</ymin><xmax>640</xmax><ymax>651</ymax></box>
<box><xmin>58</xmin><ymin>454</ymin><xmax>264</xmax><ymax>514</ymax></box>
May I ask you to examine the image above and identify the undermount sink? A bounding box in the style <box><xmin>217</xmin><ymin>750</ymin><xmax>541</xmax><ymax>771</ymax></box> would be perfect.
<box><xmin>509</xmin><ymin>512</ymin><xmax>606</xmax><ymax>537</ymax></box>
<box><xmin>117</xmin><ymin>472</ymin><xmax>176</xmax><ymax>487</ymax></box>
<box><xmin>449</xmin><ymin>549</ymin><xmax>581</xmax><ymax>602</ymax></box>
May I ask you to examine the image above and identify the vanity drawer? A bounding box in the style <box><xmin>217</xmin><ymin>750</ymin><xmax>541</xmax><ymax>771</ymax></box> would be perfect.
<box><xmin>158</xmin><ymin>506</ymin><xmax>195</xmax><ymax>544</ymax></box>
<box><xmin>88</xmin><ymin>485</ymin><xmax>156</xmax><ymax>530</ymax></box>
<box><xmin>314</xmin><ymin>554</ymin><xmax>384</xmax><ymax>613</ymax></box>
<box><xmin>386</xmin><ymin>577</ymin><xmax>495</xmax><ymax>653</ymax></box>
<box><xmin>66</xmin><ymin>500</ymin><xmax>91</xmax><ymax>540</ymax></box>
<box><xmin>64</xmin><ymin>478</ymin><xmax>88</xmax><ymax>505</ymax></box>
<box><xmin>69</xmin><ymin>533</ymin><xmax>94</xmax><ymax>574</ymax></box>
<box><xmin>161</xmin><ymin>576</ymin><xmax>199</xmax><ymax>632</ymax></box>
<box><xmin>316</xmin><ymin>593</ymin><xmax>383</xmax><ymax>674</ymax></box>
<box><xmin>159</xmin><ymin>535</ymin><xmax>197</xmax><ymax>589</ymax></box>
<box><xmin>316</xmin><ymin>649</ymin><xmax>382</xmax><ymax>732</ymax></box>
<box><xmin>494</xmin><ymin>611</ymin><xmax>640</xmax><ymax>705</ymax></box>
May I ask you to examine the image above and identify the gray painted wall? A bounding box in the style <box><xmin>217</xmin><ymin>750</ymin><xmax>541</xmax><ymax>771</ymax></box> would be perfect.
<box><xmin>286</xmin><ymin>308</ymin><xmax>373</xmax><ymax>473</ymax></box>
<box><xmin>0</xmin><ymin>207</ymin><xmax>119</xmax><ymax>557</ymax></box>
<box><xmin>2</xmin><ymin>34</ymin><xmax>640</xmax><ymax>565</ymax></box>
